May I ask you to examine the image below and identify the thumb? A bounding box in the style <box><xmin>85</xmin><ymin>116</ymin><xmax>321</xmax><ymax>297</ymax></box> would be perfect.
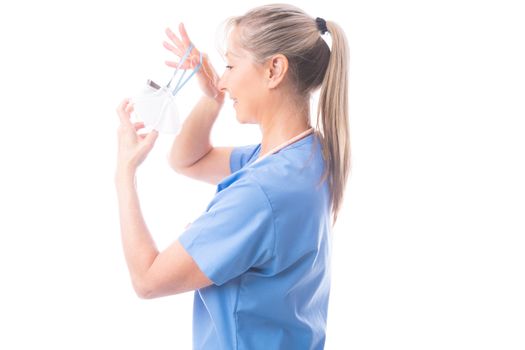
<box><xmin>144</xmin><ymin>129</ymin><xmax>159</xmax><ymax>147</ymax></box>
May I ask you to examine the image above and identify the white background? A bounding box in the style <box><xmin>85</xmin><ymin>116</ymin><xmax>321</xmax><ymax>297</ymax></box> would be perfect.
<box><xmin>0</xmin><ymin>0</ymin><xmax>524</xmax><ymax>349</ymax></box>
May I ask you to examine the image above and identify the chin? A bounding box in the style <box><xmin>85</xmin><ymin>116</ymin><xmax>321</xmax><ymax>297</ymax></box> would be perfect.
<box><xmin>236</xmin><ymin>113</ymin><xmax>256</xmax><ymax>124</ymax></box>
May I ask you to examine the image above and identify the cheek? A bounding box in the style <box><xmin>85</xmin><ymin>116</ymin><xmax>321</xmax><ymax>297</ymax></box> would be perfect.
<box><xmin>234</xmin><ymin>66</ymin><xmax>260</xmax><ymax>89</ymax></box>
<box><xmin>237</xmin><ymin>71</ymin><xmax>264</xmax><ymax>101</ymax></box>
<box><xmin>231</xmin><ymin>67</ymin><xmax>265</xmax><ymax>121</ymax></box>
<box><xmin>233</xmin><ymin>70</ymin><xmax>248</xmax><ymax>88</ymax></box>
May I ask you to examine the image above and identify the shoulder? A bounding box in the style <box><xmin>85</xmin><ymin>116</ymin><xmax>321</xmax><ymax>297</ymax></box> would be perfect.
<box><xmin>246</xmin><ymin>140</ymin><xmax>329</xmax><ymax>214</ymax></box>
<box><xmin>230</xmin><ymin>143</ymin><xmax>261</xmax><ymax>173</ymax></box>
<box><xmin>220</xmin><ymin>133</ymin><xmax>328</xmax><ymax>213</ymax></box>
<box><xmin>249</xmin><ymin>136</ymin><xmax>326</xmax><ymax>193</ymax></box>
<box><xmin>211</xmin><ymin>173</ymin><xmax>275</xmax><ymax>220</ymax></box>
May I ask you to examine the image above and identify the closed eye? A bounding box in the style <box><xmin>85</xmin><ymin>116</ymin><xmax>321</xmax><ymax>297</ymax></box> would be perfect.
<box><xmin>225</xmin><ymin>65</ymin><xmax>233</xmax><ymax>70</ymax></box>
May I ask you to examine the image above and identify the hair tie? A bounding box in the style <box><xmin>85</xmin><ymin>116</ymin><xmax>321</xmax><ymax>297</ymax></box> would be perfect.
<box><xmin>316</xmin><ymin>17</ymin><xmax>328</xmax><ymax>35</ymax></box>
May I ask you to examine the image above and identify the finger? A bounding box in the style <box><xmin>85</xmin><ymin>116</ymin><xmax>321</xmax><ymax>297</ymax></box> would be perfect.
<box><xmin>125</xmin><ymin>103</ymin><xmax>134</xmax><ymax>114</ymax></box>
<box><xmin>165</xmin><ymin>27</ymin><xmax>184</xmax><ymax>49</ymax></box>
<box><xmin>163</xmin><ymin>40</ymin><xmax>183</xmax><ymax>57</ymax></box>
<box><xmin>116</xmin><ymin>98</ymin><xmax>133</xmax><ymax>125</ymax></box>
<box><xmin>138</xmin><ymin>130</ymin><xmax>158</xmax><ymax>145</ymax></box>
<box><xmin>165</xmin><ymin>60</ymin><xmax>191</xmax><ymax>69</ymax></box>
<box><xmin>198</xmin><ymin>54</ymin><xmax>217</xmax><ymax>81</ymax></box>
<box><xmin>116</xmin><ymin>98</ymin><xmax>129</xmax><ymax>112</ymax></box>
<box><xmin>179</xmin><ymin>23</ymin><xmax>201</xmax><ymax>63</ymax></box>
<box><xmin>179</xmin><ymin>22</ymin><xmax>192</xmax><ymax>47</ymax></box>
<box><xmin>133</xmin><ymin>121</ymin><xmax>145</xmax><ymax>131</ymax></box>
<box><xmin>123</xmin><ymin>102</ymin><xmax>136</xmax><ymax>125</ymax></box>
<box><xmin>145</xmin><ymin>129</ymin><xmax>159</xmax><ymax>145</ymax></box>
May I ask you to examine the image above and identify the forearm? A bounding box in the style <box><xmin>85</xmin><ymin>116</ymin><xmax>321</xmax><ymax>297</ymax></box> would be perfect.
<box><xmin>114</xmin><ymin>169</ymin><xmax>158</xmax><ymax>292</ymax></box>
<box><xmin>168</xmin><ymin>94</ymin><xmax>224</xmax><ymax>169</ymax></box>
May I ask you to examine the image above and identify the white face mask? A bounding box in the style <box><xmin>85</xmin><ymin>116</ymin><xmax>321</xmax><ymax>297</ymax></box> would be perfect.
<box><xmin>131</xmin><ymin>44</ymin><xmax>202</xmax><ymax>135</ymax></box>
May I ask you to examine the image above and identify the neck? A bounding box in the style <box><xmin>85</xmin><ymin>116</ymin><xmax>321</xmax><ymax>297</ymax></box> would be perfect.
<box><xmin>258</xmin><ymin>96</ymin><xmax>312</xmax><ymax>156</ymax></box>
<box><xmin>260</xmin><ymin>117</ymin><xmax>310</xmax><ymax>155</ymax></box>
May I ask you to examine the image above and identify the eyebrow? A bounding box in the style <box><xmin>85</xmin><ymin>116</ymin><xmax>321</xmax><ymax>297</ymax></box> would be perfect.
<box><xmin>225</xmin><ymin>51</ymin><xmax>240</xmax><ymax>58</ymax></box>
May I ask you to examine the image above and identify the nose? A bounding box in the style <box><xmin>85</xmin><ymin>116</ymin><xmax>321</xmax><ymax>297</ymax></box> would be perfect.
<box><xmin>217</xmin><ymin>72</ymin><xmax>228</xmax><ymax>94</ymax></box>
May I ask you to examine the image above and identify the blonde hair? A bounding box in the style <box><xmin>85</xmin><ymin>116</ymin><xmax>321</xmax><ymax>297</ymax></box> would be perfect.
<box><xmin>217</xmin><ymin>4</ymin><xmax>351</xmax><ymax>227</ymax></box>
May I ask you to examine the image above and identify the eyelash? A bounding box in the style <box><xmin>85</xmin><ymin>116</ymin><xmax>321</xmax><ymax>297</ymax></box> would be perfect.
<box><xmin>225</xmin><ymin>65</ymin><xmax>233</xmax><ymax>70</ymax></box>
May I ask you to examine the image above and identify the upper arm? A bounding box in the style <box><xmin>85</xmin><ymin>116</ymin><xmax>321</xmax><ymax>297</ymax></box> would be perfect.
<box><xmin>174</xmin><ymin>147</ymin><xmax>234</xmax><ymax>185</ymax></box>
<box><xmin>138</xmin><ymin>240</ymin><xmax>213</xmax><ymax>299</ymax></box>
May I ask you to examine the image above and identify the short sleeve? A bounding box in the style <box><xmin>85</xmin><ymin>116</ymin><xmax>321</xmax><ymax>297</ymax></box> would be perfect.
<box><xmin>178</xmin><ymin>179</ymin><xmax>275</xmax><ymax>286</ymax></box>
<box><xmin>229</xmin><ymin>144</ymin><xmax>260</xmax><ymax>173</ymax></box>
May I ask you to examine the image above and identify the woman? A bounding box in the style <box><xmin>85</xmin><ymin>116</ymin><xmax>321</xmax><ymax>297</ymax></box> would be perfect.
<box><xmin>115</xmin><ymin>4</ymin><xmax>350</xmax><ymax>349</ymax></box>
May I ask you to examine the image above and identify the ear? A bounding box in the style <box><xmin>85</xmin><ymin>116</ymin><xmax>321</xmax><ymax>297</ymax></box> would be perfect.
<box><xmin>265</xmin><ymin>54</ymin><xmax>289</xmax><ymax>89</ymax></box>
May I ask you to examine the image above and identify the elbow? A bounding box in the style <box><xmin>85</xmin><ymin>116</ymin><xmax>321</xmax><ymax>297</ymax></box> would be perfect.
<box><xmin>166</xmin><ymin>153</ymin><xmax>185</xmax><ymax>174</ymax></box>
<box><xmin>135</xmin><ymin>288</ymin><xmax>153</xmax><ymax>300</ymax></box>
<box><xmin>132</xmin><ymin>277</ymin><xmax>156</xmax><ymax>300</ymax></box>
<box><xmin>132</xmin><ymin>276</ymin><xmax>185</xmax><ymax>299</ymax></box>
<box><xmin>166</xmin><ymin>153</ymin><xmax>177</xmax><ymax>171</ymax></box>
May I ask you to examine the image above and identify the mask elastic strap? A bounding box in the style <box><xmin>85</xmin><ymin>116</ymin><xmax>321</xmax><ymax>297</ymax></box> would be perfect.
<box><xmin>172</xmin><ymin>50</ymin><xmax>202</xmax><ymax>96</ymax></box>
<box><xmin>166</xmin><ymin>43</ymin><xmax>203</xmax><ymax>96</ymax></box>
<box><xmin>166</xmin><ymin>43</ymin><xmax>192</xmax><ymax>91</ymax></box>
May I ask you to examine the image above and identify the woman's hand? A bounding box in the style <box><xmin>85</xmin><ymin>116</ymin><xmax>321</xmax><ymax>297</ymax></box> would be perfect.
<box><xmin>163</xmin><ymin>23</ymin><xmax>225</xmax><ymax>103</ymax></box>
<box><xmin>116</xmin><ymin>98</ymin><xmax>159</xmax><ymax>174</ymax></box>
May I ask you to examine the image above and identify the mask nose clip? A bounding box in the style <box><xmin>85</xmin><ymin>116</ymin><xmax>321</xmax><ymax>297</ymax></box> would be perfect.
<box><xmin>146</xmin><ymin>79</ymin><xmax>161</xmax><ymax>90</ymax></box>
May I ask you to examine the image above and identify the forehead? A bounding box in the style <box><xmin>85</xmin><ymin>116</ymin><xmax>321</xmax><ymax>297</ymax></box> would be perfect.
<box><xmin>224</xmin><ymin>28</ymin><xmax>243</xmax><ymax>58</ymax></box>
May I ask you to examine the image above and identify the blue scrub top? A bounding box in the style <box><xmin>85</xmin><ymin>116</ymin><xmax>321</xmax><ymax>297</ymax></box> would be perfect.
<box><xmin>178</xmin><ymin>132</ymin><xmax>332</xmax><ymax>350</ymax></box>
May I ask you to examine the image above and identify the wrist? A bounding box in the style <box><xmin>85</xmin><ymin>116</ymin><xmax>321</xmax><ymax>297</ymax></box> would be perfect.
<box><xmin>205</xmin><ymin>92</ymin><xmax>225</xmax><ymax>107</ymax></box>
<box><xmin>213</xmin><ymin>91</ymin><xmax>225</xmax><ymax>105</ymax></box>
<box><xmin>115</xmin><ymin>166</ymin><xmax>136</xmax><ymax>186</ymax></box>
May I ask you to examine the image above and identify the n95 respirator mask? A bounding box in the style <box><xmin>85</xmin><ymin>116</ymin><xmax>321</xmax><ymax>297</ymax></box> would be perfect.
<box><xmin>131</xmin><ymin>43</ymin><xmax>202</xmax><ymax>135</ymax></box>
